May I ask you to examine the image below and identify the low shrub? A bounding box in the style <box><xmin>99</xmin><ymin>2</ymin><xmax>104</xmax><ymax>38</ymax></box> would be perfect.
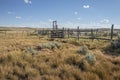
<box><xmin>50</xmin><ymin>42</ymin><xmax>61</xmax><ymax>48</ymax></box>
<box><xmin>77</xmin><ymin>45</ymin><xmax>89</xmax><ymax>55</ymax></box>
<box><xmin>85</xmin><ymin>53</ymin><xmax>96</xmax><ymax>65</ymax></box>
<box><xmin>49</xmin><ymin>42</ymin><xmax>56</xmax><ymax>50</ymax></box>
<box><xmin>36</xmin><ymin>42</ymin><xmax>61</xmax><ymax>50</ymax></box>
<box><xmin>27</xmin><ymin>47</ymin><xmax>37</xmax><ymax>55</ymax></box>
<box><xmin>37</xmin><ymin>43</ymin><xmax>51</xmax><ymax>50</ymax></box>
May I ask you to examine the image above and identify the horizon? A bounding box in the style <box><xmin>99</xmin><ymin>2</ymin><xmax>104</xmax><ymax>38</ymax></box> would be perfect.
<box><xmin>0</xmin><ymin>0</ymin><xmax>120</xmax><ymax>29</ymax></box>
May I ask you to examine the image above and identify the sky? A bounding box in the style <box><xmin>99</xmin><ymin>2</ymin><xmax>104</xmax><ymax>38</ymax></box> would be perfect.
<box><xmin>0</xmin><ymin>0</ymin><xmax>120</xmax><ymax>28</ymax></box>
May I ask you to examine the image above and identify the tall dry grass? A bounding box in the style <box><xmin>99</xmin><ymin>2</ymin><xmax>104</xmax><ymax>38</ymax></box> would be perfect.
<box><xmin>0</xmin><ymin>30</ymin><xmax>119</xmax><ymax>80</ymax></box>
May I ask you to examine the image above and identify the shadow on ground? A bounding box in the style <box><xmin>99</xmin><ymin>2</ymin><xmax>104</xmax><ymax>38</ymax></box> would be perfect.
<box><xmin>103</xmin><ymin>45</ymin><xmax>120</xmax><ymax>56</ymax></box>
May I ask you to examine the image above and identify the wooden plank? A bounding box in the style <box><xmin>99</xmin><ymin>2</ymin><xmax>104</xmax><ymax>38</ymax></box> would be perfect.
<box><xmin>68</xmin><ymin>28</ymin><xmax>70</xmax><ymax>38</ymax></box>
<box><xmin>77</xmin><ymin>26</ymin><xmax>80</xmax><ymax>40</ymax></box>
<box><xmin>111</xmin><ymin>24</ymin><xmax>114</xmax><ymax>41</ymax></box>
<box><xmin>91</xmin><ymin>29</ymin><xmax>94</xmax><ymax>42</ymax></box>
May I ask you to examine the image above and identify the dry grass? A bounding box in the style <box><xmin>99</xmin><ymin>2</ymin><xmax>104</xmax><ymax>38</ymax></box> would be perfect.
<box><xmin>0</xmin><ymin>29</ymin><xmax>120</xmax><ymax>80</ymax></box>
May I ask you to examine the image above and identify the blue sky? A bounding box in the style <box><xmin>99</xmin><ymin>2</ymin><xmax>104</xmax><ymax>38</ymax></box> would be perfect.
<box><xmin>0</xmin><ymin>0</ymin><xmax>120</xmax><ymax>28</ymax></box>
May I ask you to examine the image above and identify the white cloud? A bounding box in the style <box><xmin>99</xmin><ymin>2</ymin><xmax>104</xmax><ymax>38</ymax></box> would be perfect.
<box><xmin>16</xmin><ymin>16</ymin><xmax>22</xmax><ymax>19</ymax></box>
<box><xmin>114</xmin><ymin>24</ymin><xmax>120</xmax><ymax>29</ymax></box>
<box><xmin>24</xmin><ymin>0</ymin><xmax>32</xmax><ymax>4</ymax></box>
<box><xmin>1</xmin><ymin>21</ymin><xmax>117</xmax><ymax>29</ymax></box>
<box><xmin>74</xmin><ymin>12</ymin><xmax>78</xmax><ymax>15</ymax></box>
<box><xmin>60</xmin><ymin>21</ymin><xmax>111</xmax><ymax>29</ymax></box>
<box><xmin>8</xmin><ymin>11</ymin><xmax>14</xmax><ymax>14</ymax></box>
<box><xmin>83</xmin><ymin>5</ymin><xmax>90</xmax><ymax>9</ymax></box>
<box><xmin>100</xmin><ymin>19</ymin><xmax>109</xmax><ymax>24</ymax></box>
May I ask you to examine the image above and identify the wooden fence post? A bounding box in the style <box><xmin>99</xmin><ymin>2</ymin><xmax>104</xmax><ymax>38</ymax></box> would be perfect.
<box><xmin>53</xmin><ymin>21</ymin><xmax>54</xmax><ymax>30</ymax></box>
<box><xmin>111</xmin><ymin>24</ymin><xmax>114</xmax><ymax>41</ymax></box>
<box><xmin>68</xmin><ymin>28</ymin><xmax>69</xmax><ymax>38</ymax></box>
<box><xmin>63</xmin><ymin>27</ymin><xmax>64</xmax><ymax>38</ymax></box>
<box><xmin>77</xmin><ymin>26</ymin><xmax>80</xmax><ymax>40</ymax></box>
<box><xmin>53</xmin><ymin>21</ymin><xmax>57</xmax><ymax>30</ymax></box>
<box><xmin>91</xmin><ymin>29</ymin><xmax>94</xmax><ymax>42</ymax></box>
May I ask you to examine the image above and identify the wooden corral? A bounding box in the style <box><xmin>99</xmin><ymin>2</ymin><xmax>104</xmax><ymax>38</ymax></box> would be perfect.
<box><xmin>51</xmin><ymin>30</ymin><xmax>64</xmax><ymax>38</ymax></box>
<box><xmin>50</xmin><ymin>21</ymin><xmax>64</xmax><ymax>38</ymax></box>
<box><xmin>33</xmin><ymin>29</ymin><xmax>49</xmax><ymax>35</ymax></box>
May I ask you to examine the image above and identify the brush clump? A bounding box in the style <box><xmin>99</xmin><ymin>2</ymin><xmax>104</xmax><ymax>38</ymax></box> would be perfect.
<box><xmin>77</xmin><ymin>45</ymin><xmax>89</xmax><ymax>55</ymax></box>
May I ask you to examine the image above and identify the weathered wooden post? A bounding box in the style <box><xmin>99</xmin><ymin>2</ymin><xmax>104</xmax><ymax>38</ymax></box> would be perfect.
<box><xmin>48</xmin><ymin>29</ymin><xmax>49</xmax><ymax>38</ymax></box>
<box><xmin>53</xmin><ymin>21</ymin><xmax>55</xmax><ymax>30</ymax></box>
<box><xmin>55</xmin><ymin>21</ymin><xmax>58</xmax><ymax>30</ymax></box>
<box><xmin>62</xmin><ymin>27</ymin><xmax>64</xmax><ymax>38</ymax></box>
<box><xmin>111</xmin><ymin>24</ymin><xmax>114</xmax><ymax>41</ymax></box>
<box><xmin>91</xmin><ymin>29</ymin><xmax>94</xmax><ymax>42</ymax></box>
<box><xmin>53</xmin><ymin>20</ymin><xmax>58</xmax><ymax>30</ymax></box>
<box><xmin>77</xmin><ymin>26</ymin><xmax>80</xmax><ymax>40</ymax></box>
<box><xmin>68</xmin><ymin>28</ymin><xmax>70</xmax><ymax>38</ymax></box>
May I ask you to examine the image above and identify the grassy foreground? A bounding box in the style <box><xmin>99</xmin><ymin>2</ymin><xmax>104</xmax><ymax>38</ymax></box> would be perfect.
<box><xmin>0</xmin><ymin>32</ymin><xmax>120</xmax><ymax>80</ymax></box>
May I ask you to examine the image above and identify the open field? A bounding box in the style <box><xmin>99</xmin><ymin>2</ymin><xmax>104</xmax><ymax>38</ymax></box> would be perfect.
<box><xmin>0</xmin><ymin>27</ymin><xmax>120</xmax><ymax>80</ymax></box>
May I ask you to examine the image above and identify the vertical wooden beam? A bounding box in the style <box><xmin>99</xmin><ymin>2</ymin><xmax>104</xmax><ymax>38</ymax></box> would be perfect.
<box><xmin>77</xmin><ymin>26</ymin><xmax>80</xmax><ymax>40</ymax></box>
<box><xmin>63</xmin><ymin>27</ymin><xmax>64</xmax><ymax>38</ymax></box>
<box><xmin>111</xmin><ymin>24</ymin><xmax>114</xmax><ymax>41</ymax></box>
<box><xmin>48</xmin><ymin>30</ymin><xmax>50</xmax><ymax>38</ymax></box>
<box><xmin>62</xmin><ymin>27</ymin><xmax>64</xmax><ymax>31</ymax></box>
<box><xmin>53</xmin><ymin>21</ymin><xmax>55</xmax><ymax>30</ymax></box>
<box><xmin>43</xmin><ymin>28</ymin><xmax>44</xmax><ymax>35</ymax></box>
<box><xmin>53</xmin><ymin>20</ymin><xmax>58</xmax><ymax>30</ymax></box>
<box><xmin>55</xmin><ymin>21</ymin><xmax>57</xmax><ymax>30</ymax></box>
<box><xmin>68</xmin><ymin>28</ymin><xmax>69</xmax><ymax>38</ymax></box>
<box><xmin>91</xmin><ymin>29</ymin><xmax>94</xmax><ymax>42</ymax></box>
<box><xmin>56</xmin><ymin>24</ymin><xmax>58</xmax><ymax>30</ymax></box>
